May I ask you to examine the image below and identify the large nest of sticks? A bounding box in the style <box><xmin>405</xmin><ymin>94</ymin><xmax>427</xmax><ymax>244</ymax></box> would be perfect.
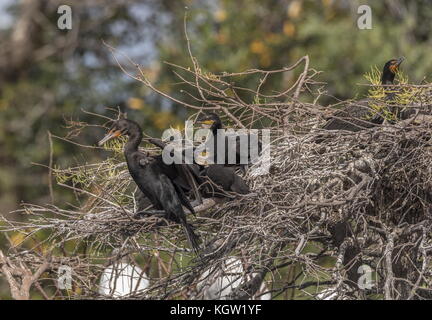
<box><xmin>1</xmin><ymin>49</ymin><xmax>432</xmax><ymax>300</ymax></box>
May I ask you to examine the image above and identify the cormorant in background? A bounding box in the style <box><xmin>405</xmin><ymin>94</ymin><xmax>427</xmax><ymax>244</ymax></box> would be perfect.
<box><xmin>98</xmin><ymin>118</ymin><xmax>200</xmax><ymax>253</ymax></box>
<box><xmin>322</xmin><ymin>57</ymin><xmax>405</xmax><ymax>132</ymax></box>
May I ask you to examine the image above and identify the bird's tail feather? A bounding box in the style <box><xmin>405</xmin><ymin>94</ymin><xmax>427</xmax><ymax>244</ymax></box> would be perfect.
<box><xmin>182</xmin><ymin>222</ymin><xmax>200</xmax><ymax>255</ymax></box>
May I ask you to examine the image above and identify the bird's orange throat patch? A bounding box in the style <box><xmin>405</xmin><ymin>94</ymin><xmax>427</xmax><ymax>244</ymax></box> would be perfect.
<box><xmin>389</xmin><ymin>64</ymin><xmax>398</xmax><ymax>74</ymax></box>
<box><xmin>110</xmin><ymin>130</ymin><xmax>122</xmax><ymax>137</ymax></box>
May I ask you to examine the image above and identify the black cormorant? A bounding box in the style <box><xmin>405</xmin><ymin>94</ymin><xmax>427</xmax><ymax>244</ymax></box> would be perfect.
<box><xmin>98</xmin><ymin>118</ymin><xmax>200</xmax><ymax>253</ymax></box>
<box><xmin>322</xmin><ymin>57</ymin><xmax>405</xmax><ymax>132</ymax></box>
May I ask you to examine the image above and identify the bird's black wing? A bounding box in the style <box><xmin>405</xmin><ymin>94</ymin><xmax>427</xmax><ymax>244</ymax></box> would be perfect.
<box><xmin>171</xmin><ymin>174</ymin><xmax>196</xmax><ymax>215</ymax></box>
<box><xmin>146</xmin><ymin>138</ymin><xmax>203</xmax><ymax>204</ymax></box>
<box><xmin>138</xmin><ymin>145</ymin><xmax>201</xmax><ymax>213</ymax></box>
<box><xmin>154</xmin><ymin>173</ymin><xmax>200</xmax><ymax>253</ymax></box>
<box><xmin>135</xmin><ymin>154</ymin><xmax>200</xmax><ymax>253</ymax></box>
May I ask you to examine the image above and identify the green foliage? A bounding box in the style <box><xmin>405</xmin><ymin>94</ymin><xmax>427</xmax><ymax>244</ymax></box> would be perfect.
<box><xmin>364</xmin><ymin>66</ymin><xmax>386</xmax><ymax>98</ymax></box>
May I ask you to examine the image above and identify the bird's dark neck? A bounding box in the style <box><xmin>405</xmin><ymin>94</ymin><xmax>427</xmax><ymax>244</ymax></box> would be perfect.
<box><xmin>381</xmin><ymin>72</ymin><xmax>395</xmax><ymax>86</ymax></box>
<box><xmin>381</xmin><ymin>78</ymin><xmax>394</xmax><ymax>85</ymax></box>
<box><xmin>381</xmin><ymin>71</ymin><xmax>397</xmax><ymax>102</ymax></box>
<box><xmin>124</xmin><ymin>124</ymin><xmax>143</xmax><ymax>153</ymax></box>
<box><xmin>211</xmin><ymin>122</ymin><xmax>222</xmax><ymax>136</ymax></box>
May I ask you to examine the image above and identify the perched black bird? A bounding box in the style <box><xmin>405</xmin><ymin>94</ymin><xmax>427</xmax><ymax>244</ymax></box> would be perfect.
<box><xmin>322</xmin><ymin>57</ymin><xmax>405</xmax><ymax>132</ymax></box>
<box><xmin>195</xmin><ymin>112</ymin><xmax>261</xmax><ymax>170</ymax></box>
<box><xmin>98</xmin><ymin>118</ymin><xmax>200</xmax><ymax>254</ymax></box>
<box><xmin>200</xmin><ymin>164</ymin><xmax>250</xmax><ymax>198</ymax></box>
<box><xmin>381</xmin><ymin>57</ymin><xmax>404</xmax><ymax>85</ymax></box>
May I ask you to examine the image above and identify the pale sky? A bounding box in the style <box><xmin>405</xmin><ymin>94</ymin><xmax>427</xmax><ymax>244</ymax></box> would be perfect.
<box><xmin>0</xmin><ymin>0</ymin><xmax>13</xmax><ymax>29</ymax></box>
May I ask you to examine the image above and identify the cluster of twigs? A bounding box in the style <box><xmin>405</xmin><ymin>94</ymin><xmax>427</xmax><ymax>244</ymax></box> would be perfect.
<box><xmin>2</xmin><ymin>34</ymin><xmax>432</xmax><ymax>299</ymax></box>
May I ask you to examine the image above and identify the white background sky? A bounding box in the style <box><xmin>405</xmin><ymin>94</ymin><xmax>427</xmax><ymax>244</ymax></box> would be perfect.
<box><xmin>0</xmin><ymin>0</ymin><xmax>13</xmax><ymax>29</ymax></box>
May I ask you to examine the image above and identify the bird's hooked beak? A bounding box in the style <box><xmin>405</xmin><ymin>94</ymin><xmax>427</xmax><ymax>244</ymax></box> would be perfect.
<box><xmin>98</xmin><ymin>129</ymin><xmax>121</xmax><ymax>146</ymax></box>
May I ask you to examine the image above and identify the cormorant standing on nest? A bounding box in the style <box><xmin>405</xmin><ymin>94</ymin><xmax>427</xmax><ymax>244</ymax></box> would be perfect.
<box><xmin>322</xmin><ymin>57</ymin><xmax>405</xmax><ymax>132</ymax></box>
<box><xmin>98</xmin><ymin>118</ymin><xmax>200</xmax><ymax>254</ymax></box>
<box><xmin>195</xmin><ymin>112</ymin><xmax>261</xmax><ymax>171</ymax></box>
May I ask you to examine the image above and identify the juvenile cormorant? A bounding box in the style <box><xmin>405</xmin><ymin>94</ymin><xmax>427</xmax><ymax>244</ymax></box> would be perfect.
<box><xmin>98</xmin><ymin>118</ymin><xmax>200</xmax><ymax>253</ymax></box>
<box><xmin>195</xmin><ymin>112</ymin><xmax>261</xmax><ymax>170</ymax></box>
<box><xmin>200</xmin><ymin>164</ymin><xmax>250</xmax><ymax>198</ymax></box>
<box><xmin>322</xmin><ymin>57</ymin><xmax>405</xmax><ymax>132</ymax></box>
